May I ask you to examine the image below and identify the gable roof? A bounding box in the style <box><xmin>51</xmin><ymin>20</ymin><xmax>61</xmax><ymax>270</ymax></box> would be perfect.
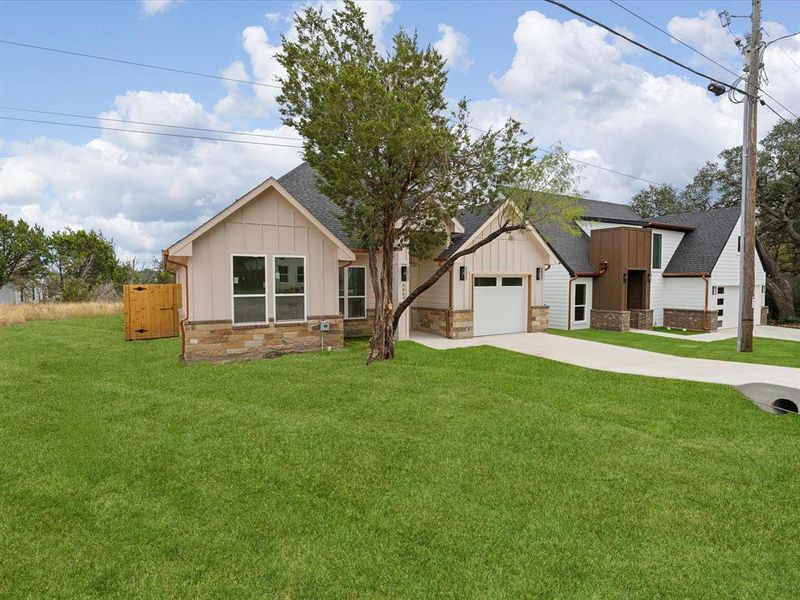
<box><xmin>437</xmin><ymin>208</ymin><xmax>494</xmax><ymax>258</ymax></box>
<box><xmin>165</xmin><ymin>174</ymin><xmax>355</xmax><ymax>260</ymax></box>
<box><xmin>575</xmin><ymin>197</ymin><xmax>644</xmax><ymax>223</ymax></box>
<box><xmin>278</xmin><ymin>162</ymin><xmax>354</xmax><ymax>247</ymax></box>
<box><xmin>650</xmin><ymin>206</ymin><xmax>740</xmax><ymax>274</ymax></box>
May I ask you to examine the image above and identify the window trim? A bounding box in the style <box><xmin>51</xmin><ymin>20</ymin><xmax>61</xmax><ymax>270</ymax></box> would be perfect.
<box><xmin>652</xmin><ymin>232</ymin><xmax>662</xmax><ymax>270</ymax></box>
<box><xmin>340</xmin><ymin>265</ymin><xmax>367</xmax><ymax>320</ymax></box>
<box><xmin>273</xmin><ymin>255</ymin><xmax>307</xmax><ymax>324</ymax></box>
<box><xmin>231</xmin><ymin>253</ymin><xmax>268</xmax><ymax>326</ymax></box>
<box><xmin>573</xmin><ymin>282</ymin><xmax>588</xmax><ymax>324</ymax></box>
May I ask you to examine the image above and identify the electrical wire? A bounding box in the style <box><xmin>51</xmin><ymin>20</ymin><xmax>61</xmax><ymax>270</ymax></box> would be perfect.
<box><xmin>0</xmin><ymin>38</ymin><xmax>281</xmax><ymax>89</ymax></box>
<box><xmin>0</xmin><ymin>116</ymin><xmax>305</xmax><ymax>148</ymax></box>
<box><xmin>0</xmin><ymin>106</ymin><xmax>302</xmax><ymax>141</ymax></box>
<box><xmin>545</xmin><ymin>1</ymin><xmax>797</xmax><ymax>122</ymax></box>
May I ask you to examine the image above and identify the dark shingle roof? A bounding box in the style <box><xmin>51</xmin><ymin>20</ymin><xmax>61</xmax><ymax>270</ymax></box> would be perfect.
<box><xmin>278</xmin><ymin>162</ymin><xmax>353</xmax><ymax>246</ymax></box>
<box><xmin>437</xmin><ymin>208</ymin><xmax>495</xmax><ymax>259</ymax></box>
<box><xmin>651</xmin><ymin>206</ymin><xmax>740</xmax><ymax>274</ymax></box>
<box><xmin>574</xmin><ymin>197</ymin><xmax>643</xmax><ymax>223</ymax></box>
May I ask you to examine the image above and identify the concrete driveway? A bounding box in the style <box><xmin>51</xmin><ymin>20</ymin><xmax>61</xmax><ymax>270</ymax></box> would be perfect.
<box><xmin>409</xmin><ymin>331</ymin><xmax>800</xmax><ymax>388</ymax></box>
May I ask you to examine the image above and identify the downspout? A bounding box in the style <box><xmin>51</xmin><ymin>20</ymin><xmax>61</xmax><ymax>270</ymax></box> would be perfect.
<box><xmin>446</xmin><ymin>267</ymin><xmax>454</xmax><ymax>338</ymax></box>
<box><xmin>163</xmin><ymin>251</ymin><xmax>189</xmax><ymax>360</ymax></box>
<box><xmin>702</xmin><ymin>275</ymin><xmax>710</xmax><ymax>330</ymax></box>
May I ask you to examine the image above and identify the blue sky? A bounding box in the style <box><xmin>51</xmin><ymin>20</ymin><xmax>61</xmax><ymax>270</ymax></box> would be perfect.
<box><xmin>1</xmin><ymin>0</ymin><xmax>798</xmax><ymax>259</ymax></box>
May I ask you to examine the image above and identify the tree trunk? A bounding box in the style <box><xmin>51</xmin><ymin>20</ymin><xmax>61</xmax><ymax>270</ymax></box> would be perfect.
<box><xmin>760</xmin><ymin>242</ymin><xmax>797</xmax><ymax>320</ymax></box>
<box><xmin>367</xmin><ymin>242</ymin><xmax>396</xmax><ymax>363</ymax></box>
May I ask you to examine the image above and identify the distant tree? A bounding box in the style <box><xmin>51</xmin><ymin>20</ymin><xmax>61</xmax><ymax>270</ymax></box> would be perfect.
<box><xmin>629</xmin><ymin>184</ymin><xmax>684</xmax><ymax>218</ymax></box>
<box><xmin>277</xmin><ymin>0</ymin><xmax>579</xmax><ymax>362</ymax></box>
<box><xmin>114</xmin><ymin>256</ymin><xmax>175</xmax><ymax>288</ymax></box>
<box><xmin>0</xmin><ymin>214</ymin><xmax>49</xmax><ymax>295</ymax></box>
<box><xmin>49</xmin><ymin>229</ymin><xmax>117</xmax><ymax>301</ymax></box>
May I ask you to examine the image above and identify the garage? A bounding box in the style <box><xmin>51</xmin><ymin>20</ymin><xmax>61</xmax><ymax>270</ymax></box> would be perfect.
<box><xmin>473</xmin><ymin>276</ymin><xmax>528</xmax><ymax>336</ymax></box>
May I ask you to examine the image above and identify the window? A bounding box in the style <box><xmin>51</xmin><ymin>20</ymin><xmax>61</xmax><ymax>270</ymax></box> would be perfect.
<box><xmin>718</xmin><ymin>287</ymin><xmax>725</xmax><ymax>294</ymax></box>
<box><xmin>339</xmin><ymin>266</ymin><xmax>366</xmax><ymax>319</ymax></box>
<box><xmin>475</xmin><ymin>277</ymin><xmax>497</xmax><ymax>287</ymax></box>
<box><xmin>718</xmin><ymin>309</ymin><xmax>724</xmax><ymax>316</ymax></box>
<box><xmin>652</xmin><ymin>233</ymin><xmax>662</xmax><ymax>269</ymax></box>
<box><xmin>712</xmin><ymin>286</ymin><xmax>717</xmax><ymax>295</ymax></box>
<box><xmin>232</xmin><ymin>255</ymin><xmax>266</xmax><ymax>324</ymax></box>
<box><xmin>718</xmin><ymin>319</ymin><xmax>723</xmax><ymax>328</ymax></box>
<box><xmin>502</xmin><ymin>277</ymin><xmax>523</xmax><ymax>286</ymax></box>
<box><xmin>574</xmin><ymin>283</ymin><xmax>587</xmax><ymax>323</ymax></box>
<box><xmin>274</xmin><ymin>256</ymin><xmax>305</xmax><ymax>322</ymax></box>
<box><xmin>717</xmin><ymin>298</ymin><xmax>724</xmax><ymax>306</ymax></box>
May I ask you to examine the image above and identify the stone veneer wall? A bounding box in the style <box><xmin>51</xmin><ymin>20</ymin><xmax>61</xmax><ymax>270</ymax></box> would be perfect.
<box><xmin>410</xmin><ymin>307</ymin><xmax>474</xmax><ymax>339</ymax></box>
<box><xmin>629</xmin><ymin>309</ymin><xmax>654</xmax><ymax>330</ymax></box>
<box><xmin>449</xmin><ymin>310</ymin><xmax>474</xmax><ymax>339</ymax></box>
<box><xmin>343</xmin><ymin>309</ymin><xmax>374</xmax><ymax>338</ymax></box>
<box><xmin>663</xmin><ymin>308</ymin><xmax>718</xmax><ymax>332</ymax></box>
<box><xmin>530</xmin><ymin>306</ymin><xmax>549</xmax><ymax>332</ymax></box>
<box><xmin>184</xmin><ymin>316</ymin><xmax>343</xmax><ymax>361</ymax></box>
<box><xmin>591</xmin><ymin>309</ymin><xmax>630</xmax><ymax>332</ymax></box>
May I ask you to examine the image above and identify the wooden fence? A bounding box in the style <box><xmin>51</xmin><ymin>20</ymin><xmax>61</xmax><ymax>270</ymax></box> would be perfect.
<box><xmin>123</xmin><ymin>284</ymin><xmax>182</xmax><ymax>341</ymax></box>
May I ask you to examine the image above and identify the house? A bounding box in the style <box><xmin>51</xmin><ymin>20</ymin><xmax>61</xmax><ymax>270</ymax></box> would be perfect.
<box><xmin>0</xmin><ymin>283</ymin><xmax>21</xmax><ymax>304</ymax></box>
<box><xmin>541</xmin><ymin>201</ymin><xmax>767</xmax><ymax>332</ymax></box>
<box><xmin>164</xmin><ymin>163</ymin><xmax>556</xmax><ymax>361</ymax></box>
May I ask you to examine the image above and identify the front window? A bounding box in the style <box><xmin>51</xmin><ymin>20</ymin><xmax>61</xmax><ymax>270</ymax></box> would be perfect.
<box><xmin>274</xmin><ymin>256</ymin><xmax>305</xmax><ymax>322</ymax></box>
<box><xmin>652</xmin><ymin>233</ymin><xmax>662</xmax><ymax>269</ymax></box>
<box><xmin>232</xmin><ymin>255</ymin><xmax>266</xmax><ymax>324</ymax></box>
<box><xmin>574</xmin><ymin>283</ymin><xmax>587</xmax><ymax>323</ymax></box>
<box><xmin>339</xmin><ymin>266</ymin><xmax>366</xmax><ymax>319</ymax></box>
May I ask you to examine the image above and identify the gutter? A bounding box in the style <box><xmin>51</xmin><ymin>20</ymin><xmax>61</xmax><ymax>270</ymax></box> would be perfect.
<box><xmin>574</xmin><ymin>260</ymin><xmax>609</xmax><ymax>278</ymax></box>
<box><xmin>445</xmin><ymin>267</ymin><xmax>453</xmax><ymax>338</ymax></box>
<box><xmin>163</xmin><ymin>250</ymin><xmax>189</xmax><ymax>360</ymax></box>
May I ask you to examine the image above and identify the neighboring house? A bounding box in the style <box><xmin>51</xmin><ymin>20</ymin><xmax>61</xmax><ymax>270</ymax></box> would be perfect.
<box><xmin>164</xmin><ymin>163</ymin><xmax>556</xmax><ymax>361</ymax></box>
<box><xmin>541</xmin><ymin>202</ymin><xmax>767</xmax><ymax>332</ymax></box>
<box><xmin>0</xmin><ymin>283</ymin><xmax>21</xmax><ymax>304</ymax></box>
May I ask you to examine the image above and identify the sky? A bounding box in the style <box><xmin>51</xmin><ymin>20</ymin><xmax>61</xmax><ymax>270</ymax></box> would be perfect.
<box><xmin>0</xmin><ymin>0</ymin><xmax>798</xmax><ymax>261</ymax></box>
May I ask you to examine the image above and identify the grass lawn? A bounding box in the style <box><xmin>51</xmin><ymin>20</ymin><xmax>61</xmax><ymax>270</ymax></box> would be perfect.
<box><xmin>2</xmin><ymin>316</ymin><xmax>800</xmax><ymax>598</ymax></box>
<box><xmin>652</xmin><ymin>326</ymin><xmax>705</xmax><ymax>336</ymax></box>
<box><xmin>548</xmin><ymin>327</ymin><xmax>800</xmax><ymax>368</ymax></box>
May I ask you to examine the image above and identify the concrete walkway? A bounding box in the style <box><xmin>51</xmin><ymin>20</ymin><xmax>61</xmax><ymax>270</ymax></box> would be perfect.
<box><xmin>410</xmin><ymin>331</ymin><xmax>800</xmax><ymax>388</ymax></box>
<box><xmin>634</xmin><ymin>325</ymin><xmax>800</xmax><ymax>342</ymax></box>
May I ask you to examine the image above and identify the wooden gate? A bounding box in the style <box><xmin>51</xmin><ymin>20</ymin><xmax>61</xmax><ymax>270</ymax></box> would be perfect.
<box><xmin>123</xmin><ymin>284</ymin><xmax>182</xmax><ymax>341</ymax></box>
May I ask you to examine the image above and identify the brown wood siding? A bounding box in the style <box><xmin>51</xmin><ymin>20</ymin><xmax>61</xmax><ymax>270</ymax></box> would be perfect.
<box><xmin>590</xmin><ymin>228</ymin><xmax>652</xmax><ymax>311</ymax></box>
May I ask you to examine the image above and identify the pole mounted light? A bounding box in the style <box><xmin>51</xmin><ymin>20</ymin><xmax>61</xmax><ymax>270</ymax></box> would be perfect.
<box><xmin>707</xmin><ymin>82</ymin><xmax>727</xmax><ymax>96</ymax></box>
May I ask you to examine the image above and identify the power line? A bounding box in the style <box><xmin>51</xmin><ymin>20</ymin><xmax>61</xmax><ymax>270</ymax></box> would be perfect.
<box><xmin>0</xmin><ymin>106</ymin><xmax>302</xmax><ymax>141</ymax></box>
<box><xmin>544</xmin><ymin>0</ymin><xmax>796</xmax><ymax>123</ymax></box>
<box><xmin>0</xmin><ymin>116</ymin><xmax>304</xmax><ymax>148</ymax></box>
<box><xmin>607</xmin><ymin>1</ymin><xmax>798</xmax><ymax>121</ymax></box>
<box><xmin>0</xmin><ymin>38</ymin><xmax>280</xmax><ymax>89</ymax></box>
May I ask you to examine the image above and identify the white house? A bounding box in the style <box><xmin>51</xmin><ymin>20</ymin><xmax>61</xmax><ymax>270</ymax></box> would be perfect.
<box><xmin>540</xmin><ymin>201</ymin><xmax>766</xmax><ymax>332</ymax></box>
<box><xmin>0</xmin><ymin>283</ymin><xmax>21</xmax><ymax>304</ymax></box>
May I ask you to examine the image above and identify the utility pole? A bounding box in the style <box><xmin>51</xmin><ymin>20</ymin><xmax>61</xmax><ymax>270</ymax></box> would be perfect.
<box><xmin>737</xmin><ymin>0</ymin><xmax>760</xmax><ymax>353</ymax></box>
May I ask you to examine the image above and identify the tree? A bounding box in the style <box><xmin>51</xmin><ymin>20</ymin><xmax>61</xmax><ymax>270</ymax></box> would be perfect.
<box><xmin>49</xmin><ymin>229</ymin><xmax>117</xmax><ymax>301</ymax></box>
<box><xmin>630</xmin><ymin>184</ymin><xmax>683</xmax><ymax>218</ymax></box>
<box><xmin>277</xmin><ymin>0</ymin><xmax>578</xmax><ymax>362</ymax></box>
<box><xmin>0</xmin><ymin>214</ymin><xmax>49</xmax><ymax>294</ymax></box>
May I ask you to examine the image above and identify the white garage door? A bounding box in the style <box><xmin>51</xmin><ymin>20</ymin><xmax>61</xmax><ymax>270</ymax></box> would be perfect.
<box><xmin>717</xmin><ymin>285</ymin><xmax>740</xmax><ymax>329</ymax></box>
<box><xmin>473</xmin><ymin>276</ymin><xmax>528</xmax><ymax>336</ymax></box>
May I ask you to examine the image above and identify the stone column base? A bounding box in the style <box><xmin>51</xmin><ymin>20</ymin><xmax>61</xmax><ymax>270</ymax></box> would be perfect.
<box><xmin>530</xmin><ymin>305</ymin><xmax>549</xmax><ymax>332</ymax></box>
<box><xmin>411</xmin><ymin>307</ymin><xmax>474</xmax><ymax>339</ymax></box>
<box><xmin>629</xmin><ymin>309</ymin><xmax>654</xmax><ymax>330</ymax></box>
<box><xmin>591</xmin><ymin>310</ymin><xmax>630</xmax><ymax>332</ymax></box>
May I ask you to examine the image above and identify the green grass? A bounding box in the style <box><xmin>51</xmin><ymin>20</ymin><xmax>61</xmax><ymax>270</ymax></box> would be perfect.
<box><xmin>2</xmin><ymin>316</ymin><xmax>800</xmax><ymax>598</ymax></box>
<box><xmin>653</xmin><ymin>326</ymin><xmax>705</xmax><ymax>336</ymax></box>
<box><xmin>548</xmin><ymin>327</ymin><xmax>800</xmax><ymax>368</ymax></box>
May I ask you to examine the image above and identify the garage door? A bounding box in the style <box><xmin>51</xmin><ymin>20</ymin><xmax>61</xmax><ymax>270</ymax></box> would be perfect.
<box><xmin>473</xmin><ymin>276</ymin><xmax>528</xmax><ymax>336</ymax></box>
<box><xmin>717</xmin><ymin>285</ymin><xmax>740</xmax><ymax>329</ymax></box>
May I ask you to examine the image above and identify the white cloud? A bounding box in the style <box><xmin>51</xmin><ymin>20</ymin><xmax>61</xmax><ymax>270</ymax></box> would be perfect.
<box><xmin>0</xmin><ymin>92</ymin><xmax>303</xmax><ymax>259</ymax></box>
<box><xmin>433</xmin><ymin>24</ymin><xmax>473</xmax><ymax>70</ymax></box>
<box><xmin>476</xmin><ymin>10</ymin><xmax>795</xmax><ymax>204</ymax></box>
<box><xmin>264</xmin><ymin>11</ymin><xmax>281</xmax><ymax>23</ymax></box>
<box><xmin>141</xmin><ymin>0</ymin><xmax>176</xmax><ymax>16</ymax></box>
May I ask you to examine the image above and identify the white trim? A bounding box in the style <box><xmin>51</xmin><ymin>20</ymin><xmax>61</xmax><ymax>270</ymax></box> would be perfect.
<box><xmin>340</xmin><ymin>265</ymin><xmax>367</xmax><ymax>320</ymax></box>
<box><xmin>231</xmin><ymin>254</ymin><xmax>268</xmax><ymax>326</ymax></box>
<box><xmin>166</xmin><ymin>178</ymin><xmax>356</xmax><ymax>261</ymax></box>
<box><xmin>573</xmin><ymin>282</ymin><xmax>588</xmax><ymax>324</ymax></box>
<box><xmin>273</xmin><ymin>255</ymin><xmax>307</xmax><ymax>323</ymax></box>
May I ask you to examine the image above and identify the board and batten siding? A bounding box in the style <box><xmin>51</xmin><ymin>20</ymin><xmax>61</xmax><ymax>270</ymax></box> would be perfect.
<box><xmin>649</xmin><ymin>229</ymin><xmax>686</xmax><ymax>326</ymax></box>
<box><xmin>451</xmin><ymin>220</ymin><xmax>549</xmax><ymax>311</ymax></box>
<box><xmin>710</xmin><ymin>216</ymin><xmax>767</xmax><ymax>324</ymax></box>
<box><xmin>187</xmin><ymin>187</ymin><xmax>340</xmax><ymax>322</ymax></box>
<box><xmin>411</xmin><ymin>258</ymin><xmax>450</xmax><ymax>309</ymax></box>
